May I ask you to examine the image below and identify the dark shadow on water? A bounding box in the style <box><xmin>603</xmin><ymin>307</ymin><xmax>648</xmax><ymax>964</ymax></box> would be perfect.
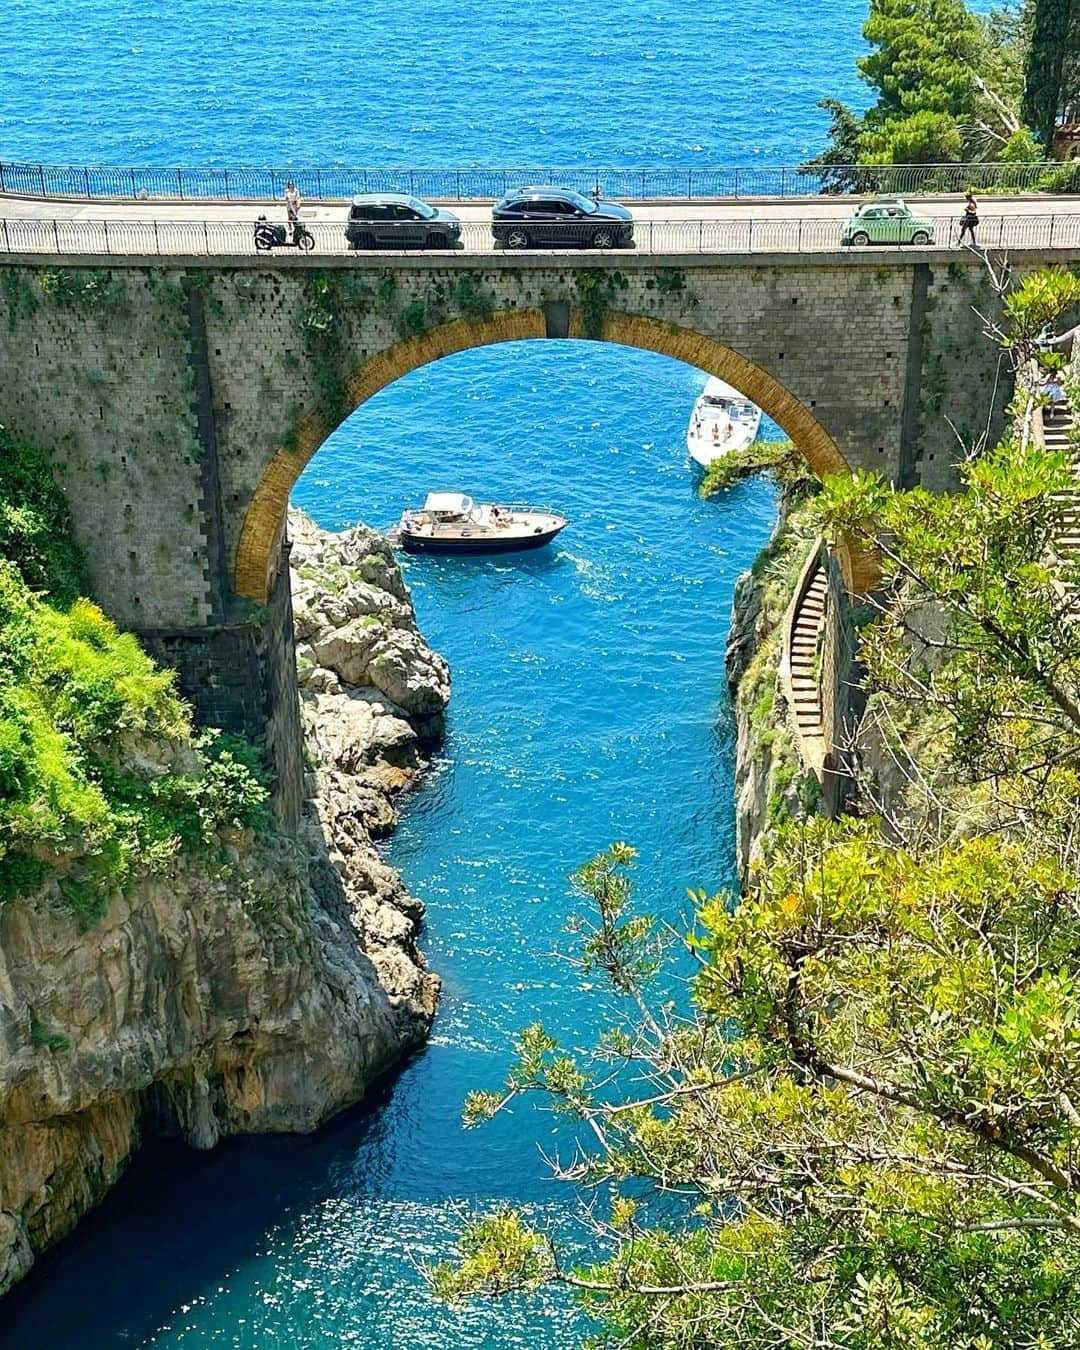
<box><xmin>0</xmin><ymin>1065</ymin><xmax>418</xmax><ymax>1349</ymax></box>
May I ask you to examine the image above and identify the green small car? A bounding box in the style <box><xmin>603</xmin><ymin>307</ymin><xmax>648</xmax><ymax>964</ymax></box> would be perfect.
<box><xmin>841</xmin><ymin>199</ymin><xmax>935</xmax><ymax>247</ymax></box>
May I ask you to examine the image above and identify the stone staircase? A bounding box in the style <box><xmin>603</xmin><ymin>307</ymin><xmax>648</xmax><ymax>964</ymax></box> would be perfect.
<box><xmin>786</xmin><ymin>556</ymin><xmax>828</xmax><ymax>754</ymax></box>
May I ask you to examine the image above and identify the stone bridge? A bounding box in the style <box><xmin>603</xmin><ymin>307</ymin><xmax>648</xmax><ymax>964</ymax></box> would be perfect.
<box><xmin>0</xmin><ymin>247</ymin><xmax>1035</xmax><ymax>823</ymax></box>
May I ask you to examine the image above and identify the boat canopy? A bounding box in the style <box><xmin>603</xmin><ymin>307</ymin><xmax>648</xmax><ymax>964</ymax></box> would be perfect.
<box><xmin>423</xmin><ymin>492</ymin><xmax>475</xmax><ymax>514</ymax></box>
<box><xmin>701</xmin><ymin>375</ymin><xmax>743</xmax><ymax>401</ymax></box>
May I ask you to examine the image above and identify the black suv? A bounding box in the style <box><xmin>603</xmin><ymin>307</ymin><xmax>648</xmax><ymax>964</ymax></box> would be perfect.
<box><xmin>491</xmin><ymin>187</ymin><xmax>634</xmax><ymax>249</ymax></box>
<box><xmin>345</xmin><ymin>194</ymin><xmax>461</xmax><ymax>249</ymax></box>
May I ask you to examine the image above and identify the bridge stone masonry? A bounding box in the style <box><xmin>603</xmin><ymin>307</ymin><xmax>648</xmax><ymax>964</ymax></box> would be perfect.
<box><xmin>0</xmin><ymin>246</ymin><xmax>1038</xmax><ymax>824</ymax></box>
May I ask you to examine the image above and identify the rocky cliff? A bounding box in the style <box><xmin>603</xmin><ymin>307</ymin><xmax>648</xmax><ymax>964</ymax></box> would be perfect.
<box><xmin>725</xmin><ymin>495</ymin><xmax>823</xmax><ymax>880</ymax></box>
<box><xmin>0</xmin><ymin>510</ymin><xmax>449</xmax><ymax>1296</ymax></box>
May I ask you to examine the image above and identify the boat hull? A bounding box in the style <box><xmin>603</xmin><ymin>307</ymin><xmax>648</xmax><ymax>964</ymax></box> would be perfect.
<box><xmin>399</xmin><ymin>524</ymin><xmax>567</xmax><ymax>555</ymax></box>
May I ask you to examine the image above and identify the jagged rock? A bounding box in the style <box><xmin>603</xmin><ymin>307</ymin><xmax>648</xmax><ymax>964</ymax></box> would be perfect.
<box><xmin>291</xmin><ymin>508</ymin><xmax>450</xmax><ymax>722</ymax></box>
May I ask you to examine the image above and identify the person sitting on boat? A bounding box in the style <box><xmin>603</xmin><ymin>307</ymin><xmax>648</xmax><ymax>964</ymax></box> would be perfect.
<box><xmin>711</xmin><ymin>422</ymin><xmax>721</xmax><ymax>443</ymax></box>
<box><xmin>402</xmin><ymin>510</ymin><xmax>416</xmax><ymax>532</ymax></box>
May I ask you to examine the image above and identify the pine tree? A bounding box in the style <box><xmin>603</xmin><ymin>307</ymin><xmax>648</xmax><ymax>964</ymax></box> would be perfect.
<box><xmin>1021</xmin><ymin>0</ymin><xmax>1077</xmax><ymax>150</ymax></box>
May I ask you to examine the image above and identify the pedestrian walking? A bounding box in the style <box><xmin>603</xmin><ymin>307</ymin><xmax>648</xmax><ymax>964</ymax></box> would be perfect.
<box><xmin>957</xmin><ymin>192</ymin><xmax>978</xmax><ymax>246</ymax></box>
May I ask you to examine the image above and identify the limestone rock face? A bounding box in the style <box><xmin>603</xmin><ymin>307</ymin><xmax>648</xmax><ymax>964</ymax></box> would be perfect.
<box><xmin>727</xmin><ymin>566</ymin><xmax>780</xmax><ymax>879</ymax></box>
<box><xmin>0</xmin><ymin>508</ymin><xmax>449</xmax><ymax>1298</ymax></box>
<box><xmin>291</xmin><ymin>510</ymin><xmax>451</xmax><ymax>722</ymax></box>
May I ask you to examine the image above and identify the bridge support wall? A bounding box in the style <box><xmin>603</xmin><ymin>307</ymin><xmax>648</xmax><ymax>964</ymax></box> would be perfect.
<box><xmin>139</xmin><ymin>551</ymin><xmax>303</xmax><ymax>830</ymax></box>
<box><xmin>0</xmin><ymin>250</ymin><xmax>1024</xmax><ymax>829</ymax></box>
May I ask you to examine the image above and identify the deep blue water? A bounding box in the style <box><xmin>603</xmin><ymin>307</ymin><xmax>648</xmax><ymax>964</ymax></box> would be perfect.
<box><xmin>3</xmin><ymin>0</ymin><xmax>872</xmax><ymax>166</ymax></box>
<box><xmin>1</xmin><ymin>1</ymin><xmax>864</xmax><ymax>1345</ymax></box>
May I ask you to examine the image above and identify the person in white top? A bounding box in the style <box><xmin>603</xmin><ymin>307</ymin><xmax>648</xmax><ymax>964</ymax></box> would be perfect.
<box><xmin>284</xmin><ymin>179</ymin><xmax>301</xmax><ymax>225</ymax></box>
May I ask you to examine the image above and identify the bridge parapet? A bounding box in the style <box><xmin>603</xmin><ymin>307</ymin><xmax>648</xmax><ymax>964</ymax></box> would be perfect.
<box><xmin>4</xmin><ymin>215</ymin><xmax>1080</xmax><ymax>259</ymax></box>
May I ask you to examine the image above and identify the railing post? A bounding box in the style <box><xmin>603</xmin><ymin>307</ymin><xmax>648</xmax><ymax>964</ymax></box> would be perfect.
<box><xmin>53</xmin><ymin>219</ymin><xmax>60</xmax><ymax>252</ymax></box>
<box><xmin>1050</xmin><ymin>214</ymin><xmax>1056</xmax><ymax>248</ymax></box>
<box><xmin>203</xmin><ymin>220</ymin><xmax>210</xmax><ymax>254</ymax></box>
<box><xmin>699</xmin><ymin>218</ymin><xmax>703</xmax><ymax>252</ymax></box>
<box><xmin>83</xmin><ymin>167</ymin><xmax>90</xmax><ymax>197</ymax></box>
<box><xmin>748</xmin><ymin>218</ymin><xmax>753</xmax><ymax>252</ymax></box>
<box><xmin>686</xmin><ymin>168</ymin><xmax>693</xmax><ymax>200</ymax></box>
<box><xmin>2</xmin><ymin>219</ymin><xmax>8</xmax><ymax>253</ymax></box>
<box><xmin>38</xmin><ymin>165</ymin><xmax>46</xmax><ymax>196</ymax></box>
<box><xmin>177</xmin><ymin>167</ymin><xmax>184</xmax><ymax>199</ymax></box>
<box><xmin>998</xmin><ymin>216</ymin><xmax>1005</xmax><ymax>248</ymax></box>
<box><xmin>316</xmin><ymin>168</ymin><xmax>323</xmax><ymax>199</ymax></box>
<box><xmin>0</xmin><ymin>163</ymin><xmax>5</xmax><ymax>193</ymax></box>
<box><xmin>798</xmin><ymin>218</ymin><xmax>803</xmax><ymax>251</ymax></box>
<box><xmin>224</xmin><ymin>168</ymin><xmax>230</xmax><ymax>200</ymax></box>
<box><xmin>154</xmin><ymin>219</ymin><xmax>160</xmax><ymax>253</ymax></box>
<box><xmin>130</xmin><ymin>168</ymin><xmax>137</xmax><ymax>197</ymax></box>
<box><xmin>733</xmin><ymin>168</ymin><xmax>740</xmax><ymax>199</ymax></box>
<box><xmin>103</xmin><ymin>219</ymin><xmax>110</xmax><ymax>253</ymax></box>
<box><xmin>780</xmin><ymin>167</ymin><xmax>788</xmax><ymax>198</ymax></box>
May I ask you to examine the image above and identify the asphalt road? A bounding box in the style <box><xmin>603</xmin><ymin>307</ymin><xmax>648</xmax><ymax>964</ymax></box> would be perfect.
<box><xmin>1</xmin><ymin>191</ymin><xmax>1078</xmax><ymax>256</ymax></box>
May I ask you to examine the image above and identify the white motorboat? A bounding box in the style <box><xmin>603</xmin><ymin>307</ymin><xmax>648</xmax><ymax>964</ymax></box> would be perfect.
<box><xmin>686</xmin><ymin>376</ymin><xmax>762</xmax><ymax>467</ymax></box>
<box><xmin>388</xmin><ymin>493</ymin><xmax>568</xmax><ymax>555</ymax></box>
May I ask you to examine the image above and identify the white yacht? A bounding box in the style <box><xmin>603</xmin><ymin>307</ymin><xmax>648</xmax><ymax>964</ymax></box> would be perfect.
<box><xmin>686</xmin><ymin>376</ymin><xmax>762</xmax><ymax>467</ymax></box>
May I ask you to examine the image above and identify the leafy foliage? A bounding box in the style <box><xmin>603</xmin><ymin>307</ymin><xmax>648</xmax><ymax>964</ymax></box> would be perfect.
<box><xmin>0</xmin><ymin>425</ymin><xmax>87</xmax><ymax>602</ymax></box>
<box><xmin>698</xmin><ymin>438</ymin><xmax>814</xmax><ymax>498</ymax></box>
<box><xmin>803</xmin><ymin>0</ymin><xmax>1033</xmax><ymax>175</ymax></box>
<box><xmin>1021</xmin><ymin>0</ymin><xmax>1080</xmax><ymax>151</ymax></box>
<box><xmin>431</xmin><ymin>271</ymin><xmax>1080</xmax><ymax>1345</ymax></box>
<box><xmin>0</xmin><ymin>434</ymin><xmax>270</xmax><ymax>914</ymax></box>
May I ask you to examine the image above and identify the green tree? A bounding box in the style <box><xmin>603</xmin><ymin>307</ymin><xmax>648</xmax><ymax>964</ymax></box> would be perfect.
<box><xmin>431</xmin><ymin>272</ymin><xmax>1080</xmax><ymax>1346</ymax></box>
<box><xmin>804</xmin><ymin>0</ymin><xmax>1032</xmax><ymax>174</ymax></box>
<box><xmin>1022</xmin><ymin>0</ymin><xmax>1076</xmax><ymax>151</ymax></box>
<box><xmin>801</xmin><ymin>99</ymin><xmax>878</xmax><ymax>191</ymax></box>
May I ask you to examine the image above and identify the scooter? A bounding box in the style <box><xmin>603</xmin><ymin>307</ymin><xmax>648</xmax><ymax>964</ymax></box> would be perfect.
<box><xmin>254</xmin><ymin>216</ymin><xmax>315</xmax><ymax>252</ymax></box>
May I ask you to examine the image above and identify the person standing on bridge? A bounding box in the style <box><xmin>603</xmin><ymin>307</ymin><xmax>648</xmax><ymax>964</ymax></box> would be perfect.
<box><xmin>284</xmin><ymin>179</ymin><xmax>301</xmax><ymax>226</ymax></box>
<box><xmin>957</xmin><ymin>192</ymin><xmax>979</xmax><ymax>247</ymax></box>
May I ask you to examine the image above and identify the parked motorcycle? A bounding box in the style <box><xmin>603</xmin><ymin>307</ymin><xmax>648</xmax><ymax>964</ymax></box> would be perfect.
<box><xmin>254</xmin><ymin>215</ymin><xmax>315</xmax><ymax>252</ymax></box>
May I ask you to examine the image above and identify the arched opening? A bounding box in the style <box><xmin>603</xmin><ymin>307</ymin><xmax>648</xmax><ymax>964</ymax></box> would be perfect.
<box><xmin>235</xmin><ymin>309</ymin><xmax>872</xmax><ymax>604</ymax></box>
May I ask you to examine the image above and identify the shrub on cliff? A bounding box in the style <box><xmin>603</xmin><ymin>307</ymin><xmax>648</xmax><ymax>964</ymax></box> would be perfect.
<box><xmin>0</xmin><ymin>432</ymin><xmax>269</xmax><ymax>912</ymax></box>
<box><xmin>0</xmin><ymin>425</ymin><xmax>87</xmax><ymax>602</ymax></box>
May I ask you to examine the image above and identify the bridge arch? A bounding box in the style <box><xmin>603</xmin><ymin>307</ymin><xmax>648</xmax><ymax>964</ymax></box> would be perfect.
<box><xmin>235</xmin><ymin>307</ymin><xmax>862</xmax><ymax>604</ymax></box>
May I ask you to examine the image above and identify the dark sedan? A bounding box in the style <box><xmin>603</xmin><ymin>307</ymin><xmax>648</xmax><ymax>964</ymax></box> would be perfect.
<box><xmin>491</xmin><ymin>187</ymin><xmax>634</xmax><ymax>249</ymax></box>
<box><xmin>344</xmin><ymin>194</ymin><xmax>461</xmax><ymax>249</ymax></box>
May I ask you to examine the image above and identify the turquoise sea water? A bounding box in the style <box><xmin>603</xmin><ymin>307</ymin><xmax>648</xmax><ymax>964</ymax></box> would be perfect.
<box><xmin>1</xmin><ymin>2</ymin><xmax>867</xmax><ymax>1345</ymax></box>
<box><xmin>1</xmin><ymin>342</ymin><xmax>778</xmax><ymax>1348</ymax></box>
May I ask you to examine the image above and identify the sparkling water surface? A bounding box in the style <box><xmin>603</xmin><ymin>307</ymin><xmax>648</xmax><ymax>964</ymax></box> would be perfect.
<box><xmin>1</xmin><ymin>340</ymin><xmax>779</xmax><ymax>1348</ymax></box>
<box><xmin>3</xmin><ymin>0</ymin><xmax>871</xmax><ymax>166</ymax></box>
<box><xmin>1</xmin><ymin>1</ymin><xmax>863</xmax><ymax>1344</ymax></box>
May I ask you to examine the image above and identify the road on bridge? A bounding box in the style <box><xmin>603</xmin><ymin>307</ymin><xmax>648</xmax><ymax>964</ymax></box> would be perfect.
<box><xmin>1</xmin><ymin>191</ymin><xmax>1079</xmax><ymax>257</ymax></box>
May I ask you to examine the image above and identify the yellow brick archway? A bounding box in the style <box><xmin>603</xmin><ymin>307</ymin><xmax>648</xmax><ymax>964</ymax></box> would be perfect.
<box><xmin>235</xmin><ymin>307</ymin><xmax>870</xmax><ymax>603</ymax></box>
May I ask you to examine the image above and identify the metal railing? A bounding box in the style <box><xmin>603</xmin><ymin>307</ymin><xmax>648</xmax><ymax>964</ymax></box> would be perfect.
<box><xmin>3</xmin><ymin>213</ymin><xmax>1080</xmax><ymax>258</ymax></box>
<box><xmin>0</xmin><ymin>160</ymin><xmax>1070</xmax><ymax>203</ymax></box>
